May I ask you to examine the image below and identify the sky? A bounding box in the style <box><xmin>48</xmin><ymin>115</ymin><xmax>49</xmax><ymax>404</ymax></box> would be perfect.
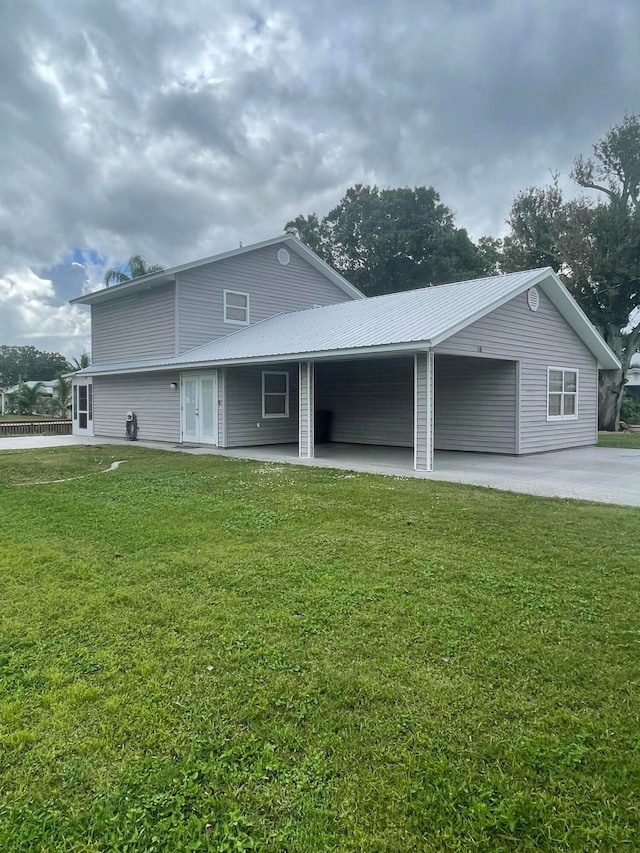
<box><xmin>1</xmin><ymin>0</ymin><xmax>639</xmax><ymax>360</ymax></box>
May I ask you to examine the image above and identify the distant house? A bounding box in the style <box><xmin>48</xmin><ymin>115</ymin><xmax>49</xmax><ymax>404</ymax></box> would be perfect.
<box><xmin>69</xmin><ymin>235</ymin><xmax>620</xmax><ymax>472</ymax></box>
<box><xmin>1</xmin><ymin>379</ymin><xmax>57</xmax><ymax>415</ymax></box>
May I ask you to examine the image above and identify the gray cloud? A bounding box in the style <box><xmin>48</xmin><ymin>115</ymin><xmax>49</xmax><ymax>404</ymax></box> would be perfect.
<box><xmin>0</xmin><ymin>0</ymin><xmax>638</xmax><ymax>358</ymax></box>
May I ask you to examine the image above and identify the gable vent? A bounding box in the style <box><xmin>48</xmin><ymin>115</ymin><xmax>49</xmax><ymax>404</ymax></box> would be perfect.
<box><xmin>277</xmin><ymin>248</ymin><xmax>290</xmax><ymax>266</ymax></box>
<box><xmin>527</xmin><ymin>286</ymin><xmax>540</xmax><ymax>312</ymax></box>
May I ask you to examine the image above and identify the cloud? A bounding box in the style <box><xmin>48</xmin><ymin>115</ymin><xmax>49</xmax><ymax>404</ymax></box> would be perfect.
<box><xmin>0</xmin><ymin>269</ymin><xmax>90</xmax><ymax>356</ymax></box>
<box><xmin>1</xmin><ymin>0</ymin><xmax>639</xmax><ymax>356</ymax></box>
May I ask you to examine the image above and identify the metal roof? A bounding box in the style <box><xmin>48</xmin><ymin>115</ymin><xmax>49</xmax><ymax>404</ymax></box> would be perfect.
<box><xmin>76</xmin><ymin>268</ymin><xmax>621</xmax><ymax>376</ymax></box>
<box><xmin>70</xmin><ymin>234</ymin><xmax>364</xmax><ymax>305</ymax></box>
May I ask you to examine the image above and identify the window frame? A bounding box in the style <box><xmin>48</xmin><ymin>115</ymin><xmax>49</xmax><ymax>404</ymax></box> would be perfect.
<box><xmin>223</xmin><ymin>289</ymin><xmax>250</xmax><ymax>326</ymax></box>
<box><xmin>547</xmin><ymin>367</ymin><xmax>579</xmax><ymax>421</ymax></box>
<box><xmin>262</xmin><ymin>370</ymin><xmax>289</xmax><ymax>419</ymax></box>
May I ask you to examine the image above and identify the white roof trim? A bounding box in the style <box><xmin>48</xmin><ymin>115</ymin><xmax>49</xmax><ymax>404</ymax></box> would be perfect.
<box><xmin>71</xmin><ymin>235</ymin><xmax>364</xmax><ymax>306</ymax></box>
<box><xmin>432</xmin><ymin>268</ymin><xmax>620</xmax><ymax>370</ymax></box>
<box><xmin>430</xmin><ymin>268</ymin><xmax>552</xmax><ymax>346</ymax></box>
<box><xmin>74</xmin><ymin>266</ymin><xmax>621</xmax><ymax>377</ymax></box>
<box><xmin>73</xmin><ymin>341</ymin><xmax>433</xmax><ymax>377</ymax></box>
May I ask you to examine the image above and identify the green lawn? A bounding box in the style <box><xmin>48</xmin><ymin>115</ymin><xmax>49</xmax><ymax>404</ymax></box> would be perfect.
<box><xmin>0</xmin><ymin>447</ymin><xmax>638</xmax><ymax>852</ymax></box>
<box><xmin>598</xmin><ymin>430</ymin><xmax>640</xmax><ymax>449</ymax></box>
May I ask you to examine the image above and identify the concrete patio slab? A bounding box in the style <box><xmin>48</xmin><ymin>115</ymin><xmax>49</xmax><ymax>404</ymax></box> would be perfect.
<box><xmin>1</xmin><ymin>435</ymin><xmax>638</xmax><ymax>507</ymax></box>
<box><xmin>0</xmin><ymin>435</ymin><xmax>87</xmax><ymax>451</ymax></box>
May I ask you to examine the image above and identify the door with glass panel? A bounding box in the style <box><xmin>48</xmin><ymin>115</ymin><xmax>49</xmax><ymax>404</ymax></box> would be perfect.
<box><xmin>181</xmin><ymin>373</ymin><xmax>218</xmax><ymax>444</ymax></box>
<box><xmin>73</xmin><ymin>380</ymin><xmax>94</xmax><ymax>436</ymax></box>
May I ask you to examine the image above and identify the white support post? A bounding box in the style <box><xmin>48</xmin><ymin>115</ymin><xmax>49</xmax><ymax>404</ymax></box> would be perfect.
<box><xmin>299</xmin><ymin>361</ymin><xmax>315</xmax><ymax>459</ymax></box>
<box><xmin>414</xmin><ymin>352</ymin><xmax>434</xmax><ymax>472</ymax></box>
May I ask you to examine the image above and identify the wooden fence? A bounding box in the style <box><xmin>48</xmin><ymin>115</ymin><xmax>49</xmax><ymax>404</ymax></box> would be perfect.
<box><xmin>0</xmin><ymin>420</ymin><xmax>73</xmax><ymax>437</ymax></box>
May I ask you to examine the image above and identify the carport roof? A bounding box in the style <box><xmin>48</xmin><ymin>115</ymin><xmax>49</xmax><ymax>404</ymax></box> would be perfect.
<box><xmin>75</xmin><ymin>267</ymin><xmax>621</xmax><ymax>376</ymax></box>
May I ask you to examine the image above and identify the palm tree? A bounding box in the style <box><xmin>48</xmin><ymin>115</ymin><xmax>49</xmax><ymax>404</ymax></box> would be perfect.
<box><xmin>52</xmin><ymin>377</ymin><xmax>71</xmax><ymax>418</ymax></box>
<box><xmin>103</xmin><ymin>255</ymin><xmax>165</xmax><ymax>287</ymax></box>
<box><xmin>17</xmin><ymin>382</ymin><xmax>45</xmax><ymax>415</ymax></box>
<box><xmin>68</xmin><ymin>353</ymin><xmax>91</xmax><ymax>372</ymax></box>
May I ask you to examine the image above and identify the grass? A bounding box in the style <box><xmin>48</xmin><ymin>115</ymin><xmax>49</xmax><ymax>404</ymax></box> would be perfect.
<box><xmin>0</xmin><ymin>446</ymin><xmax>638</xmax><ymax>852</ymax></box>
<box><xmin>598</xmin><ymin>431</ymin><xmax>640</xmax><ymax>449</ymax></box>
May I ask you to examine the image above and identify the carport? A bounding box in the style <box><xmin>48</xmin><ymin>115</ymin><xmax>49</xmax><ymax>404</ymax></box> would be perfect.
<box><xmin>303</xmin><ymin>352</ymin><xmax>519</xmax><ymax>471</ymax></box>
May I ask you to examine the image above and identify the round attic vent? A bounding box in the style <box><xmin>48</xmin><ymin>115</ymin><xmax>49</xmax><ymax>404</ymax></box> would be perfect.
<box><xmin>527</xmin><ymin>286</ymin><xmax>540</xmax><ymax>312</ymax></box>
<box><xmin>277</xmin><ymin>248</ymin><xmax>290</xmax><ymax>266</ymax></box>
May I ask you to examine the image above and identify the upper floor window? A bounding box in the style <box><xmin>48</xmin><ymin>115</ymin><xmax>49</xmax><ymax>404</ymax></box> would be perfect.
<box><xmin>224</xmin><ymin>290</ymin><xmax>250</xmax><ymax>325</ymax></box>
<box><xmin>547</xmin><ymin>367</ymin><xmax>578</xmax><ymax>420</ymax></box>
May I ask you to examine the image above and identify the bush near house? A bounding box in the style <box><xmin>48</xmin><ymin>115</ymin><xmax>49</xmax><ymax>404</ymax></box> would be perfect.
<box><xmin>0</xmin><ymin>447</ymin><xmax>638</xmax><ymax>852</ymax></box>
<box><xmin>620</xmin><ymin>393</ymin><xmax>640</xmax><ymax>424</ymax></box>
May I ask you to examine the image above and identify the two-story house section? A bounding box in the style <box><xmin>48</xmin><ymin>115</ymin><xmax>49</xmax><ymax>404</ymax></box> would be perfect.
<box><xmin>70</xmin><ymin>235</ymin><xmax>619</xmax><ymax>473</ymax></box>
<box><xmin>69</xmin><ymin>235</ymin><xmax>363</xmax><ymax>444</ymax></box>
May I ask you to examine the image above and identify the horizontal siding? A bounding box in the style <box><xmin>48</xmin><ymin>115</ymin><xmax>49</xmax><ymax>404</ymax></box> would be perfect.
<box><xmin>92</xmin><ymin>283</ymin><xmax>175</xmax><ymax>364</ymax></box>
<box><xmin>177</xmin><ymin>246</ymin><xmax>354</xmax><ymax>352</ymax></box>
<box><xmin>93</xmin><ymin>372</ymin><xmax>180</xmax><ymax>443</ymax></box>
<box><xmin>315</xmin><ymin>357</ymin><xmax>414</xmax><ymax>446</ymax></box>
<box><xmin>225</xmin><ymin>364</ymin><xmax>299</xmax><ymax>447</ymax></box>
<box><xmin>435</xmin><ymin>290</ymin><xmax>598</xmax><ymax>453</ymax></box>
<box><xmin>435</xmin><ymin>355</ymin><xmax>516</xmax><ymax>453</ymax></box>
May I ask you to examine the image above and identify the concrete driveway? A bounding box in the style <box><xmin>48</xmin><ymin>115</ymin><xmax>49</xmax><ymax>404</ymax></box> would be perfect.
<box><xmin>221</xmin><ymin>443</ymin><xmax>640</xmax><ymax>506</ymax></box>
<box><xmin>426</xmin><ymin>446</ymin><xmax>640</xmax><ymax>507</ymax></box>
<box><xmin>1</xmin><ymin>436</ymin><xmax>638</xmax><ymax>507</ymax></box>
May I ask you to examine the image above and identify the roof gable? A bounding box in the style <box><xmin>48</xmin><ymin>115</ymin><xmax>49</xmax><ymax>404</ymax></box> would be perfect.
<box><xmin>75</xmin><ymin>267</ymin><xmax>620</xmax><ymax>375</ymax></box>
<box><xmin>71</xmin><ymin>235</ymin><xmax>364</xmax><ymax>306</ymax></box>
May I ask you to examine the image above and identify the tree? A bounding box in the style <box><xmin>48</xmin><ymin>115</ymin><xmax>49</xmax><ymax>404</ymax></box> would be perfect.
<box><xmin>502</xmin><ymin>116</ymin><xmax>640</xmax><ymax>430</ymax></box>
<box><xmin>68</xmin><ymin>353</ymin><xmax>91</xmax><ymax>372</ymax></box>
<box><xmin>52</xmin><ymin>377</ymin><xmax>71</xmax><ymax>417</ymax></box>
<box><xmin>0</xmin><ymin>345</ymin><xmax>69</xmax><ymax>388</ymax></box>
<box><xmin>103</xmin><ymin>255</ymin><xmax>165</xmax><ymax>287</ymax></box>
<box><xmin>16</xmin><ymin>382</ymin><xmax>45</xmax><ymax>415</ymax></box>
<box><xmin>286</xmin><ymin>184</ymin><xmax>485</xmax><ymax>296</ymax></box>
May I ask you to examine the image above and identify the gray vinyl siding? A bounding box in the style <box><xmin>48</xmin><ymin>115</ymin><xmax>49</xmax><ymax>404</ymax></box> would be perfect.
<box><xmin>91</xmin><ymin>283</ymin><xmax>175</xmax><ymax>364</ymax></box>
<box><xmin>315</xmin><ymin>357</ymin><xmax>414</xmax><ymax>446</ymax></box>
<box><xmin>93</xmin><ymin>372</ymin><xmax>180</xmax><ymax>443</ymax></box>
<box><xmin>177</xmin><ymin>246</ymin><xmax>355</xmax><ymax>352</ymax></box>
<box><xmin>434</xmin><ymin>355</ymin><xmax>517</xmax><ymax>453</ymax></box>
<box><xmin>435</xmin><ymin>290</ymin><xmax>598</xmax><ymax>453</ymax></box>
<box><xmin>225</xmin><ymin>364</ymin><xmax>299</xmax><ymax>447</ymax></box>
<box><xmin>414</xmin><ymin>353</ymin><xmax>434</xmax><ymax>471</ymax></box>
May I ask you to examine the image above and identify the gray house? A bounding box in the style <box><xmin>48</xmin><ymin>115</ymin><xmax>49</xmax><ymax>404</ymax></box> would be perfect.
<box><xmin>70</xmin><ymin>235</ymin><xmax>620</xmax><ymax>472</ymax></box>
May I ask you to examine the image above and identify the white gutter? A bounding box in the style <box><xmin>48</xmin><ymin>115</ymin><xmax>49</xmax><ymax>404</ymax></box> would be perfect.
<box><xmin>75</xmin><ymin>340</ymin><xmax>433</xmax><ymax>377</ymax></box>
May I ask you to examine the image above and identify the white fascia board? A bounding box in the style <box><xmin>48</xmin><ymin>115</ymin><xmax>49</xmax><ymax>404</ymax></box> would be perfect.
<box><xmin>70</xmin><ymin>234</ymin><xmax>364</xmax><ymax>307</ymax></box>
<box><xmin>80</xmin><ymin>341</ymin><xmax>432</xmax><ymax>377</ymax></box>
<box><xmin>538</xmin><ymin>275</ymin><xmax>621</xmax><ymax>370</ymax></box>
<box><xmin>430</xmin><ymin>267</ymin><xmax>621</xmax><ymax>370</ymax></box>
<box><xmin>429</xmin><ymin>268</ymin><xmax>553</xmax><ymax>348</ymax></box>
<box><xmin>284</xmin><ymin>236</ymin><xmax>365</xmax><ymax>300</ymax></box>
<box><xmin>69</xmin><ymin>274</ymin><xmax>176</xmax><ymax>305</ymax></box>
<box><xmin>70</xmin><ymin>236</ymin><xmax>292</xmax><ymax>305</ymax></box>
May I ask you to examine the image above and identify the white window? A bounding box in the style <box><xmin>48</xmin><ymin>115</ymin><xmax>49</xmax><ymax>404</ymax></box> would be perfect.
<box><xmin>223</xmin><ymin>290</ymin><xmax>250</xmax><ymax>325</ymax></box>
<box><xmin>547</xmin><ymin>368</ymin><xmax>578</xmax><ymax>420</ymax></box>
<box><xmin>262</xmin><ymin>371</ymin><xmax>289</xmax><ymax>418</ymax></box>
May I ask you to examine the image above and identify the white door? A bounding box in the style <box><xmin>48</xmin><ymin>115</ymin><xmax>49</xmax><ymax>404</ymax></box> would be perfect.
<box><xmin>181</xmin><ymin>373</ymin><xmax>218</xmax><ymax>444</ymax></box>
<box><xmin>73</xmin><ymin>380</ymin><xmax>94</xmax><ymax>436</ymax></box>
